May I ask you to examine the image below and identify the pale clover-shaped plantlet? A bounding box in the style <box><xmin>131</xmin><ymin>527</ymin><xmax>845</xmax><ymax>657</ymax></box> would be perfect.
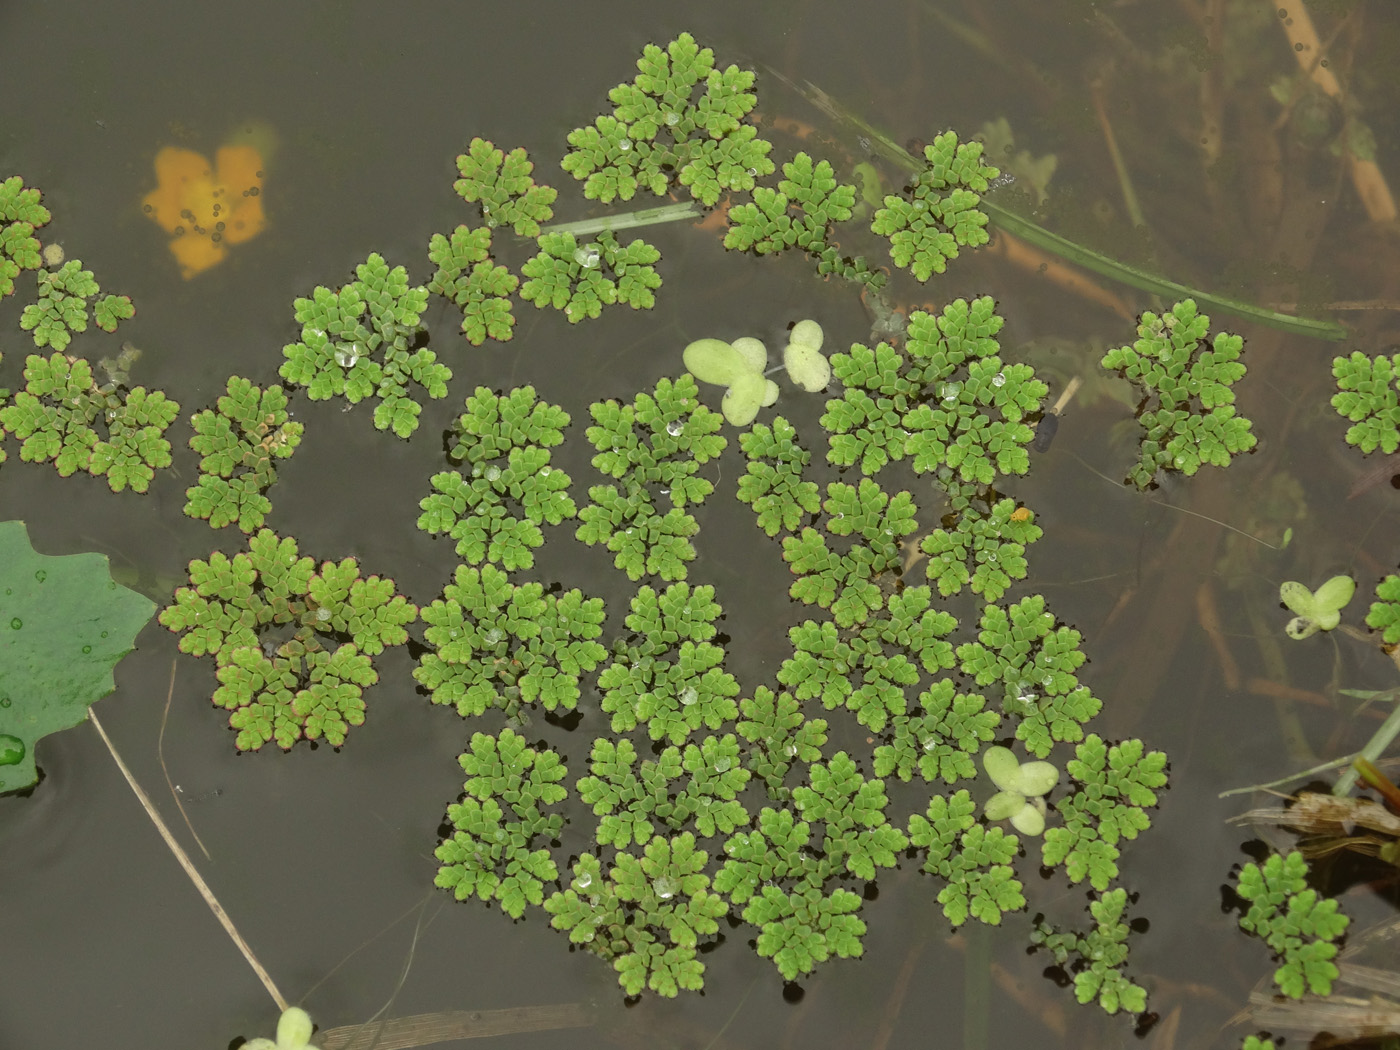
<box><xmin>683</xmin><ymin>336</ymin><xmax>777</xmax><ymax>426</ymax></box>
<box><xmin>1280</xmin><ymin>574</ymin><xmax>1355</xmax><ymax>639</ymax></box>
<box><xmin>783</xmin><ymin>318</ymin><xmax>830</xmax><ymax>392</ymax></box>
<box><xmin>245</xmin><ymin>1007</ymin><xmax>319</xmax><ymax>1050</ymax></box>
<box><xmin>983</xmin><ymin>745</ymin><xmax>1059</xmax><ymax>836</ymax></box>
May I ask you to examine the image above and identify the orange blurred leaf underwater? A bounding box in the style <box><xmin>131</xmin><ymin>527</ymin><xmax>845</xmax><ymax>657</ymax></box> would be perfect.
<box><xmin>141</xmin><ymin>144</ymin><xmax>266</xmax><ymax>278</ymax></box>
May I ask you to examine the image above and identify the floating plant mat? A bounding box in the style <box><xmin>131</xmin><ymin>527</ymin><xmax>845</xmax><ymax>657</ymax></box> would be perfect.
<box><xmin>8</xmin><ymin>19</ymin><xmax>1380</xmax><ymax>1049</ymax></box>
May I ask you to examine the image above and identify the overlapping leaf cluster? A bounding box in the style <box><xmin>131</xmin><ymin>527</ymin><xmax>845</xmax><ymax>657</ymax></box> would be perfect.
<box><xmin>736</xmin><ymin>417</ymin><xmax>820</xmax><ymax>536</ymax></box>
<box><xmin>920</xmin><ymin>498</ymin><xmax>1040</xmax><ymax>602</ymax></box>
<box><xmin>1100</xmin><ymin>298</ymin><xmax>1255</xmax><ymax>488</ymax></box>
<box><xmin>900</xmin><ymin>296</ymin><xmax>1046</xmax><ymax>484</ymax></box>
<box><xmin>1040</xmin><ymin>735</ymin><xmax>1167</xmax><ymax>890</ymax></box>
<box><xmin>1332</xmin><ymin>349</ymin><xmax>1400</xmax><ymax>455</ymax></box>
<box><xmin>0</xmin><ymin>175</ymin><xmax>48</xmax><ymax>299</ymax></box>
<box><xmin>778</xmin><ymin>584</ymin><xmax>957</xmax><ymax>733</ymax></box>
<box><xmin>597</xmin><ymin>584</ymin><xmax>739</xmax><ymax>745</ymax></box>
<box><xmin>0</xmin><ymin>351</ymin><xmax>178</xmax><ymax>492</ymax></box>
<box><xmin>956</xmin><ymin>595</ymin><xmax>1102</xmax><ymax>758</ymax></box>
<box><xmin>184</xmin><ymin>376</ymin><xmax>302</xmax><ymax>531</ymax></box>
<box><xmin>1235</xmin><ymin>850</ymin><xmax>1349</xmax><ymax>998</ymax></box>
<box><xmin>158</xmin><ymin>529</ymin><xmax>416</xmax><ymax>749</ymax></box>
<box><xmin>19</xmin><ymin>260</ymin><xmax>133</xmax><ymax>352</ymax></box>
<box><xmin>452</xmin><ymin>137</ymin><xmax>558</xmax><ymax>237</ymax></box>
<box><xmin>726</xmin><ymin>355</ymin><xmax>1150</xmax><ymax>950</ymax></box>
<box><xmin>871</xmin><ymin>131</ymin><xmax>998</xmax><ymax>281</ymax></box>
<box><xmin>299</xmin><ymin>33</ymin><xmax>1166</xmax><ymax>1013</ymax></box>
<box><xmin>547</xmin><ymin>833</ymin><xmax>728</xmax><ymax>996</ymax></box>
<box><xmin>724</xmin><ymin>151</ymin><xmax>878</xmax><ymax>285</ymax></box>
<box><xmin>519</xmin><ymin>228</ymin><xmax>661</xmax><ymax>323</ymax></box>
<box><xmin>1031</xmin><ymin>888</ymin><xmax>1148</xmax><ymax>1014</ymax></box>
<box><xmin>418</xmin><ymin>386</ymin><xmax>575</xmax><ymax>570</ymax></box>
<box><xmin>279</xmin><ymin>251</ymin><xmax>448</xmax><ymax>437</ymax></box>
<box><xmin>576</xmin><ymin>374</ymin><xmax>724</xmax><ymax>581</ymax></box>
<box><xmin>427</xmin><ymin>224</ymin><xmax>518</xmax><ymax>345</ymax></box>
<box><xmin>414</xmin><ymin>562</ymin><xmax>606</xmax><ymax>718</ymax></box>
<box><xmin>436</xmin><ymin>729</ymin><xmax>567</xmax><ymax>919</ymax></box>
<box><xmin>1367</xmin><ymin>572</ymin><xmax>1400</xmax><ymax>643</ymax></box>
<box><xmin>561</xmin><ymin>32</ymin><xmax>774</xmax><ymax>207</ymax></box>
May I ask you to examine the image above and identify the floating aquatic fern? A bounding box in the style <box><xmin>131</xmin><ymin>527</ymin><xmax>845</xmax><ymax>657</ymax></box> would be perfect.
<box><xmin>1101</xmin><ymin>298</ymin><xmax>1255</xmax><ymax>488</ymax></box>
<box><xmin>907</xmin><ymin>788</ymin><xmax>1025</xmax><ymax>927</ymax></box>
<box><xmin>158</xmin><ymin>530</ymin><xmax>416</xmax><ymax>749</ymax></box>
<box><xmin>414</xmin><ymin>562</ymin><xmax>606</xmax><ymax>718</ymax></box>
<box><xmin>519</xmin><ymin>229</ymin><xmax>661</xmax><ymax>323</ymax></box>
<box><xmin>576</xmin><ymin>374</ymin><xmax>723</xmax><ymax>581</ymax></box>
<box><xmin>1030</xmin><ymin>888</ymin><xmax>1147</xmax><ymax>1014</ymax></box>
<box><xmin>1366</xmin><ymin>572</ymin><xmax>1400</xmax><ymax>644</ymax></box>
<box><xmin>901</xmin><ymin>297</ymin><xmax>1045</xmax><ymax>485</ymax></box>
<box><xmin>920</xmin><ymin>498</ymin><xmax>1041</xmax><ymax>602</ymax></box>
<box><xmin>560</xmin><ymin>32</ymin><xmax>773</xmax><ymax>207</ymax></box>
<box><xmin>791</xmin><ymin>751</ymin><xmax>908</xmax><ymax>881</ymax></box>
<box><xmin>736</xmin><ymin>416</ymin><xmax>821</xmax><ymax>536</ymax></box>
<box><xmin>723</xmin><ymin>151</ymin><xmax>876</xmax><ymax>285</ymax></box>
<box><xmin>452</xmin><ymin>138</ymin><xmax>557</xmax><ymax>237</ymax></box>
<box><xmin>956</xmin><ymin>594</ymin><xmax>1102</xmax><ymax>757</ymax></box>
<box><xmin>426</xmin><ymin>225</ymin><xmax>518</xmax><ymax>345</ymax></box>
<box><xmin>779</xmin><ymin>477</ymin><xmax>916</xmax><ymax>630</ymax></box>
<box><xmin>0</xmin><ymin>351</ymin><xmax>178</xmax><ymax>493</ymax></box>
<box><xmin>1040</xmin><ymin>735</ymin><xmax>1168</xmax><ymax>891</ymax></box>
<box><xmin>0</xmin><ymin>175</ymin><xmax>49</xmax><ymax>298</ymax></box>
<box><xmin>1235</xmin><ymin>849</ymin><xmax>1349</xmax><ymax>998</ymax></box>
<box><xmin>418</xmin><ymin>386</ymin><xmax>575</xmax><ymax>570</ymax></box>
<box><xmin>577</xmin><ymin>733</ymin><xmax>750</xmax><ymax>846</ymax></box>
<box><xmin>185</xmin><ymin>376</ymin><xmax>302</xmax><ymax>532</ymax></box>
<box><xmin>871</xmin><ymin>131</ymin><xmax>997</xmax><ymax>281</ymax></box>
<box><xmin>279</xmin><ymin>251</ymin><xmax>448</xmax><ymax>437</ymax></box>
<box><xmin>597</xmin><ymin>583</ymin><xmax>740</xmax><ymax>745</ymax></box>
<box><xmin>19</xmin><ymin>260</ymin><xmax>132</xmax><ymax>351</ymax></box>
<box><xmin>875</xmin><ymin>678</ymin><xmax>1000</xmax><ymax>785</ymax></box>
<box><xmin>1332</xmin><ymin>349</ymin><xmax>1400</xmax><ymax>455</ymax></box>
<box><xmin>734</xmin><ymin>686</ymin><xmax>828</xmax><ymax>800</ymax></box>
<box><xmin>546</xmin><ymin>834</ymin><xmax>728</xmax><ymax>997</ymax></box>
<box><xmin>715</xmin><ymin>808</ymin><xmax>867</xmax><ymax>980</ymax></box>
<box><xmin>820</xmin><ymin>340</ymin><xmax>924</xmax><ymax>475</ymax></box>
<box><xmin>435</xmin><ymin>728</ymin><xmax>568</xmax><ymax>919</ymax></box>
<box><xmin>778</xmin><ymin>584</ymin><xmax>957</xmax><ymax>733</ymax></box>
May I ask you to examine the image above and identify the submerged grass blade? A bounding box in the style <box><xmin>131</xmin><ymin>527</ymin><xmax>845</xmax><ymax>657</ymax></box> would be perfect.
<box><xmin>764</xmin><ymin>65</ymin><xmax>1348</xmax><ymax>342</ymax></box>
<box><xmin>318</xmin><ymin>1004</ymin><xmax>595</xmax><ymax>1049</ymax></box>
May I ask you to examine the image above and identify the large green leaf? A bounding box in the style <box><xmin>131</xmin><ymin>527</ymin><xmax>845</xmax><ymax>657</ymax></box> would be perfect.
<box><xmin>0</xmin><ymin>520</ymin><xmax>155</xmax><ymax>791</ymax></box>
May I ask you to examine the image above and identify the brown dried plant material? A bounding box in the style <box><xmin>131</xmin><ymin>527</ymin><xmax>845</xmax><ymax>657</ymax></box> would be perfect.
<box><xmin>1275</xmin><ymin>2</ymin><xmax>1397</xmax><ymax>222</ymax></box>
<box><xmin>1232</xmin><ymin>790</ymin><xmax>1400</xmax><ymax>838</ymax></box>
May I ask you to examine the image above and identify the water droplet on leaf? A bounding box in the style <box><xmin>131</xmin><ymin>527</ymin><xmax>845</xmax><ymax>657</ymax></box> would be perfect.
<box><xmin>0</xmin><ymin>735</ymin><xmax>24</xmax><ymax>766</ymax></box>
<box><xmin>652</xmin><ymin>875</ymin><xmax>678</xmax><ymax>899</ymax></box>
<box><xmin>9</xmin><ymin>618</ymin><xmax>20</xmax><ymax>630</ymax></box>
<box><xmin>33</xmin><ymin>570</ymin><xmax>46</xmax><ymax>583</ymax></box>
<box><xmin>666</xmin><ymin>419</ymin><xmax>684</xmax><ymax>437</ymax></box>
